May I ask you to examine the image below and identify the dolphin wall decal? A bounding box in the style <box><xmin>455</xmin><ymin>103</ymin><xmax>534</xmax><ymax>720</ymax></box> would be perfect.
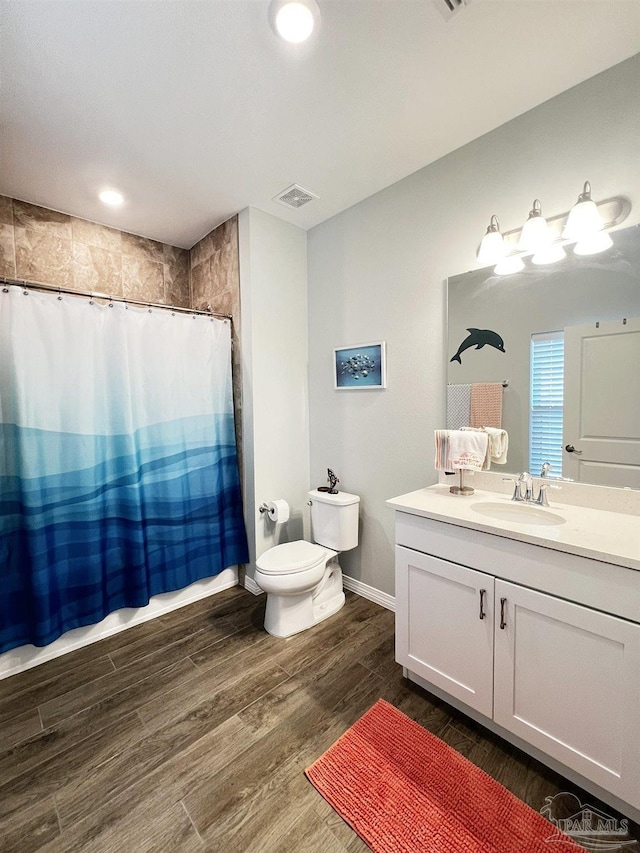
<box><xmin>450</xmin><ymin>328</ymin><xmax>506</xmax><ymax>364</ymax></box>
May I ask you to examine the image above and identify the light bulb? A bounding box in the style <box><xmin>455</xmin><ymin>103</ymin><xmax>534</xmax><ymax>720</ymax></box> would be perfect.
<box><xmin>273</xmin><ymin>1</ymin><xmax>315</xmax><ymax>43</ymax></box>
<box><xmin>494</xmin><ymin>256</ymin><xmax>525</xmax><ymax>276</ymax></box>
<box><xmin>531</xmin><ymin>244</ymin><xmax>566</xmax><ymax>265</ymax></box>
<box><xmin>99</xmin><ymin>189</ymin><xmax>124</xmax><ymax>207</ymax></box>
<box><xmin>573</xmin><ymin>231</ymin><xmax>613</xmax><ymax>256</ymax></box>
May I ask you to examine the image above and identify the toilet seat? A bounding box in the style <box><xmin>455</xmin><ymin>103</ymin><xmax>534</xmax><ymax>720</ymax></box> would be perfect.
<box><xmin>256</xmin><ymin>540</ymin><xmax>327</xmax><ymax>575</ymax></box>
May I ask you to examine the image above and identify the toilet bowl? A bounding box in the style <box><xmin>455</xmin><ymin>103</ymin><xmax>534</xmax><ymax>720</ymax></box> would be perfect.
<box><xmin>255</xmin><ymin>489</ymin><xmax>359</xmax><ymax>638</ymax></box>
<box><xmin>255</xmin><ymin>540</ymin><xmax>344</xmax><ymax>638</ymax></box>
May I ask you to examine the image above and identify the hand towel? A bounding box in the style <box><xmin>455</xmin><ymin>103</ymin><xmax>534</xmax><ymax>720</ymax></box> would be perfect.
<box><xmin>434</xmin><ymin>430</ymin><xmax>453</xmax><ymax>472</ymax></box>
<box><xmin>470</xmin><ymin>383</ymin><xmax>503</xmax><ymax>429</ymax></box>
<box><xmin>448</xmin><ymin>430</ymin><xmax>489</xmax><ymax>472</ymax></box>
<box><xmin>447</xmin><ymin>384</ymin><xmax>471</xmax><ymax>430</ymax></box>
<box><xmin>485</xmin><ymin>426</ymin><xmax>508</xmax><ymax>464</ymax></box>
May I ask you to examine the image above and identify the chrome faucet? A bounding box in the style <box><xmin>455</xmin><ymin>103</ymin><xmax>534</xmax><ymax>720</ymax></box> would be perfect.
<box><xmin>518</xmin><ymin>472</ymin><xmax>533</xmax><ymax>502</ymax></box>
<box><xmin>540</xmin><ymin>462</ymin><xmax>552</xmax><ymax>478</ymax></box>
<box><xmin>503</xmin><ymin>472</ymin><xmax>557</xmax><ymax>506</ymax></box>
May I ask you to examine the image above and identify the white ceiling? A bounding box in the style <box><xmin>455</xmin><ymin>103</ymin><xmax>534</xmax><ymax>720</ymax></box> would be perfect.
<box><xmin>1</xmin><ymin>1</ymin><xmax>638</xmax><ymax>249</ymax></box>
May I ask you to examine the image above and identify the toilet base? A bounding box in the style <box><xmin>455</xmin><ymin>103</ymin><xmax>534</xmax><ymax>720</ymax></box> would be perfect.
<box><xmin>263</xmin><ymin>559</ymin><xmax>346</xmax><ymax>639</ymax></box>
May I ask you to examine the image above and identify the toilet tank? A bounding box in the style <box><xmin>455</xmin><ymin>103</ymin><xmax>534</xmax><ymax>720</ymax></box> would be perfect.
<box><xmin>308</xmin><ymin>489</ymin><xmax>360</xmax><ymax>552</ymax></box>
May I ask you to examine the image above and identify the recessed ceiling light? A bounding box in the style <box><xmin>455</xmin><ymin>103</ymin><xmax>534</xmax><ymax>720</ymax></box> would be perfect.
<box><xmin>99</xmin><ymin>189</ymin><xmax>124</xmax><ymax>207</ymax></box>
<box><xmin>270</xmin><ymin>0</ymin><xmax>319</xmax><ymax>44</ymax></box>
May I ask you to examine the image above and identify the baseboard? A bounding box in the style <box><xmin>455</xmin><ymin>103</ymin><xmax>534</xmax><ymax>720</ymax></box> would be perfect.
<box><xmin>342</xmin><ymin>575</ymin><xmax>395</xmax><ymax>612</ymax></box>
<box><xmin>0</xmin><ymin>567</ymin><xmax>239</xmax><ymax>680</ymax></box>
<box><xmin>243</xmin><ymin>574</ymin><xmax>264</xmax><ymax>596</ymax></box>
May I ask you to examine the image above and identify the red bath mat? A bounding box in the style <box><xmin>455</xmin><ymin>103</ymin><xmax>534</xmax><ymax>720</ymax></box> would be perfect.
<box><xmin>305</xmin><ymin>699</ymin><xmax>583</xmax><ymax>852</ymax></box>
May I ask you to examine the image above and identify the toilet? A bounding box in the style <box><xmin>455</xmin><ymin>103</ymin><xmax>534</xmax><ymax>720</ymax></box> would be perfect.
<box><xmin>255</xmin><ymin>489</ymin><xmax>360</xmax><ymax>638</ymax></box>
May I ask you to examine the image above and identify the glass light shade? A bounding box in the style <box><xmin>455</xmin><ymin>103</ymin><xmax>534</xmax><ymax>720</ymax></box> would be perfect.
<box><xmin>274</xmin><ymin>2</ymin><xmax>315</xmax><ymax>42</ymax></box>
<box><xmin>518</xmin><ymin>214</ymin><xmax>552</xmax><ymax>252</ymax></box>
<box><xmin>99</xmin><ymin>189</ymin><xmax>124</xmax><ymax>206</ymax></box>
<box><xmin>562</xmin><ymin>199</ymin><xmax>604</xmax><ymax>240</ymax></box>
<box><xmin>573</xmin><ymin>231</ymin><xmax>613</xmax><ymax>256</ymax></box>
<box><xmin>494</xmin><ymin>255</ymin><xmax>525</xmax><ymax>276</ymax></box>
<box><xmin>477</xmin><ymin>230</ymin><xmax>506</xmax><ymax>264</ymax></box>
<box><xmin>531</xmin><ymin>244</ymin><xmax>566</xmax><ymax>265</ymax></box>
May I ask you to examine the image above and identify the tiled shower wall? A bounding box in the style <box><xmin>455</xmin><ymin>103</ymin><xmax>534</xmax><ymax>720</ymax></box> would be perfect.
<box><xmin>0</xmin><ymin>195</ymin><xmax>191</xmax><ymax>307</ymax></box>
<box><xmin>190</xmin><ymin>218</ymin><xmax>243</xmax><ymax>447</ymax></box>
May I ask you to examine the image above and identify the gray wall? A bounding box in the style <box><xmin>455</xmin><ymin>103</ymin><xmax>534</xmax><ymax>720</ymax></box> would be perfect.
<box><xmin>307</xmin><ymin>56</ymin><xmax>640</xmax><ymax>597</ymax></box>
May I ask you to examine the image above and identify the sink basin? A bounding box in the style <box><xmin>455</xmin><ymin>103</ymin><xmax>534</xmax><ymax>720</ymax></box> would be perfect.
<box><xmin>470</xmin><ymin>501</ymin><xmax>566</xmax><ymax>526</ymax></box>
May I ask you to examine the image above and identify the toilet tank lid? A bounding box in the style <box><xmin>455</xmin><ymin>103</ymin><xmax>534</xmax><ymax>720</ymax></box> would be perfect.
<box><xmin>256</xmin><ymin>541</ymin><xmax>327</xmax><ymax>574</ymax></box>
<box><xmin>308</xmin><ymin>489</ymin><xmax>360</xmax><ymax>506</ymax></box>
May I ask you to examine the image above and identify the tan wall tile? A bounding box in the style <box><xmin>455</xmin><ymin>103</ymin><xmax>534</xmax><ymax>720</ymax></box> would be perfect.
<box><xmin>190</xmin><ymin>231</ymin><xmax>215</xmax><ymax>269</ymax></box>
<box><xmin>13</xmin><ymin>200</ymin><xmax>71</xmax><ymax>239</ymax></box>
<box><xmin>0</xmin><ymin>224</ymin><xmax>16</xmax><ymax>278</ymax></box>
<box><xmin>122</xmin><ymin>256</ymin><xmax>164</xmax><ymax>303</ymax></box>
<box><xmin>191</xmin><ymin>258</ymin><xmax>213</xmax><ymax>310</ymax></box>
<box><xmin>0</xmin><ymin>196</ymin><xmax>13</xmax><ymax>227</ymax></box>
<box><xmin>122</xmin><ymin>232</ymin><xmax>164</xmax><ymax>263</ymax></box>
<box><xmin>162</xmin><ymin>244</ymin><xmax>187</xmax><ymax>266</ymax></box>
<box><xmin>163</xmin><ymin>245</ymin><xmax>190</xmax><ymax>307</ymax></box>
<box><xmin>15</xmin><ymin>227</ymin><xmax>73</xmax><ymax>287</ymax></box>
<box><xmin>73</xmin><ymin>242</ymin><xmax>123</xmax><ymax>296</ymax></box>
<box><xmin>71</xmin><ymin>218</ymin><xmax>122</xmax><ymax>253</ymax></box>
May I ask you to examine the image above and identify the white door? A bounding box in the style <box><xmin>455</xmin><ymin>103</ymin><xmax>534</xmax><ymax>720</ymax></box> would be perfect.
<box><xmin>563</xmin><ymin>317</ymin><xmax>640</xmax><ymax>487</ymax></box>
<box><xmin>395</xmin><ymin>546</ymin><xmax>494</xmax><ymax>717</ymax></box>
<box><xmin>494</xmin><ymin>580</ymin><xmax>640</xmax><ymax>805</ymax></box>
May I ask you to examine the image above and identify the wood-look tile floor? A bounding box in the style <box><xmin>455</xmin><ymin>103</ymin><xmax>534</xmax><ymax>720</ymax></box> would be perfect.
<box><xmin>1</xmin><ymin>587</ymin><xmax>638</xmax><ymax>852</ymax></box>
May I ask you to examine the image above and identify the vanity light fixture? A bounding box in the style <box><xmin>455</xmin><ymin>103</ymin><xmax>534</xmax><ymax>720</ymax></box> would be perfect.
<box><xmin>99</xmin><ymin>189</ymin><xmax>124</xmax><ymax>207</ymax></box>
<box><xmin>269</xmin><ymin>0</ymin><xmax>319</xmax><ymax>43</ymax></box>
<box><xmin>476</xmin><ymin>215</ymin><xmax>506</xmax><ymax>265</ymax></box>
<box><xmin>477</xmin><ymin>179</ymin><xmax>627</xmax><ymax>276</ymax></box>
<box><xmin>562</xmin><ymin>181</ymin><xmax>604</xmax><ymax>241</ymax></box>
<box><xmin>518</xmin><ymin>199</ymin><xmax>553</xmax><ymax>253</ymax></box>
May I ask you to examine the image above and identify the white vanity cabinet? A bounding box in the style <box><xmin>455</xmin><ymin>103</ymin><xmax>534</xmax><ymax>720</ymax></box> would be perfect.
<box><xmin>395</xmin><ymin>547</ymin><xmax>495</xmax><ymax>717</ymax></box>
<box><xmin>392</xmin><ymin>500</ymin><xmax>640</xmax><ymax>821</ymax></box>
<box><xmin>493</xmin><ymin>580</ymin><xmax>640</xmax><ymax>803</ymax></box>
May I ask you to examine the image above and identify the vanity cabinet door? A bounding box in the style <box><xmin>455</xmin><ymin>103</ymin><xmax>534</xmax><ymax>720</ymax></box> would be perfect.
<box><xmin>395</xmin><ymin>546</ymin><xmax>495</xmax><ymax>717</ymax></box>
<box><xmin>494</xmin><ymin>580</ymin><xmax>640</xmax><ymax>805</ymax></box>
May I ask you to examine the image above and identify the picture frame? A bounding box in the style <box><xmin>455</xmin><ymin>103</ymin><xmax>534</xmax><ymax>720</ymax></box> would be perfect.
<box><xmin>333</xmin><ymin>341</ymin><xmax>386</xmax><ymax>390</ymax></box>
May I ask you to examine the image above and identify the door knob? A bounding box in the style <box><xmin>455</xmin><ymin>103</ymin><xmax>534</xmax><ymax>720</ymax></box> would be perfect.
<box><xmin>565</xmin><ymin>444</ymin><xmax>583</xmax><ymax>454</ymax></box>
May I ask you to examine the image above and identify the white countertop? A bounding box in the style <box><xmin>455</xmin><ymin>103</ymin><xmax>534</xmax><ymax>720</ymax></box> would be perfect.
<box><xmin>387</xmin><ymin>485</ymin><xmax>640</xmax><ymax>571</ymax></box>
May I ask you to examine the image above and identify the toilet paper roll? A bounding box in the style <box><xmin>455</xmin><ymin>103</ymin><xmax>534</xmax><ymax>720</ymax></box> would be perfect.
<box><xmin>267</xmin><ymin>499</ymin><xmax>290</xmax><ymax>523</ymax></box>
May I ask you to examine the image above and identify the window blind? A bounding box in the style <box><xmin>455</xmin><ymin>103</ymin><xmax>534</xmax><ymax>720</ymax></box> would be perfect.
<box><xmin>530</xmin><ymin>331</ymin><xmax>564</xmax><ymax>477</ymax></box>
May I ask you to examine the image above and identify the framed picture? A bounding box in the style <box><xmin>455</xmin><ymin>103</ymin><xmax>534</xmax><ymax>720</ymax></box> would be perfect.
<box><xmin>334</xmin><ymin>341</ymin><xmax>386</xmax><ymax>390</ymax></box>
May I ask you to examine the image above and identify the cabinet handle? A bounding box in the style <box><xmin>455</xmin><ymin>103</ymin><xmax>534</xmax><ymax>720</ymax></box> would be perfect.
<box><xmin>479</xmin><ymin>589</ymin><xmax>486</xmax><ymax>620</ymax></box>
<box><xmin>500</xmin><ymin>597</ymin><xmax>507</xmax><ymax>630</ymax></box>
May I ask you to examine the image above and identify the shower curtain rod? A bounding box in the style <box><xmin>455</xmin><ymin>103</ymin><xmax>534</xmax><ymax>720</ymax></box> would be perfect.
<box><xmin>0</xmin><ymin>276</ymin><xmax>233</xmax><ymax>320</ymax></box>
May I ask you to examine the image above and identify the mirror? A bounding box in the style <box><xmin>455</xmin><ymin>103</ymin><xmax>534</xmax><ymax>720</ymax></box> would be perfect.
<box><xmin>446</xmin><ymin>223</ymin><xmax>640</xmax><ymax>489</ymax></box>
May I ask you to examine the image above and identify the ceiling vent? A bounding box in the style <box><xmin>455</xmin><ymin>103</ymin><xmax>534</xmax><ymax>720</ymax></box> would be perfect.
<box><xmin>433</xmin><ymin>0</ymin><xmax>472</xmax><ymax>22</ymax></box>
<box><xmin>273</xmin><ymin>183</ymin><xmax>319</xmax><ymax>209</ymax></box>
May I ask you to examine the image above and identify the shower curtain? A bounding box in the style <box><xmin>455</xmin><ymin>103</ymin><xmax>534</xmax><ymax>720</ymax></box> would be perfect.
<box><xmin>0</xmin><ymin>286</ymin><xmax>248</xmax><ymax>654</ymax></box>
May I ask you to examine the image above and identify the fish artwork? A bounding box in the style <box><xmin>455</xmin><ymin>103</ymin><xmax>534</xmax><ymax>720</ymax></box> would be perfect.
<box><xmin>450</xmin><ymin>328</ymin><xmax>505</xmax><ymax>364</ymax></box>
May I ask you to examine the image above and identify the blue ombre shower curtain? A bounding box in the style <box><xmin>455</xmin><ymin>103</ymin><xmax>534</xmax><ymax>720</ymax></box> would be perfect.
<box><xmin>0</xmin><ymin>286</ymin><xmax>248</xmax><ymax>654</ymax></box>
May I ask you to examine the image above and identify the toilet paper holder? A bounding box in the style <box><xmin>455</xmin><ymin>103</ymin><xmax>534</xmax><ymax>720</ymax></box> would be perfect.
<box><xmin>258</xmin><ymin>500</ymin><xmax>290</xmax><ymax>523</ymax></box>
